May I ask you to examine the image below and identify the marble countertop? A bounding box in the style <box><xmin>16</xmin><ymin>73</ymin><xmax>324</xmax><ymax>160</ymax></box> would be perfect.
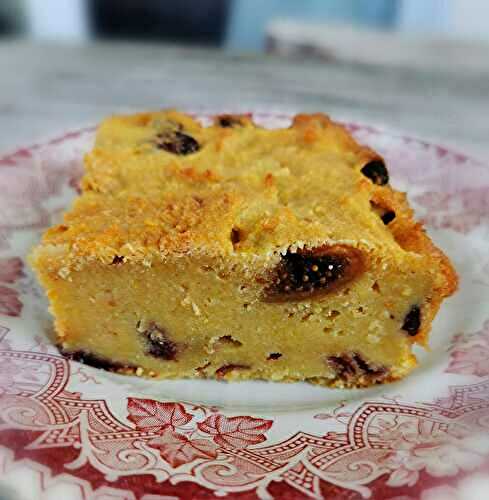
<box><xmin>0</xmin><ymin>40</ymin><xmax>488</xmax><ymax>161</ymax></box>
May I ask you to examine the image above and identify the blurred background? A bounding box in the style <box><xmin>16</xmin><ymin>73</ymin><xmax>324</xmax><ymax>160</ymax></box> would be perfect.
<box><xmin>0</xmin><ymin>0</ymin><xmax>488</xmax><ymax>158</ymax></box>
<box><xmin>1</xmin><ymin>0</ymin><xmax>489</xmax><ymax>73</ymax></box>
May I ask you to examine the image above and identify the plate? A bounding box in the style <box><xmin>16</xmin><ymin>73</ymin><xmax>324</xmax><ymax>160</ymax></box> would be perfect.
<box><xmin>1</xmin><ymin>112</ymin><xmax>489</xmax><ymax>500</ymax></box>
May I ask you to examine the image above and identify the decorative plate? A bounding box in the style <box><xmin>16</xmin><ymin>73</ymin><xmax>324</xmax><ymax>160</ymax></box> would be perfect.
<box><xmin>1</xmin><ymin>112</ymin><xmax>488</xmax><ymax>500</ymax></box>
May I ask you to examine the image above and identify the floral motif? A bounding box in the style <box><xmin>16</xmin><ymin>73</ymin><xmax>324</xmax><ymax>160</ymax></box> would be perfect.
<box><xmin>3</xmin><ymin>349</ymin><xmax>489</xmax><ymax>499</ymax></box>
<box><xmin>0</xmin><ymin>133</ymin><xmax>88</xmax><ymax>237</ymax></box>
<box><xmin>127</xmin><ymin>398</ymin><xmax>193</xmax><ymax>432</ymax></box>
<box><xmin>29</xmin><ymin>335</ymin><xmax>52</xmax><ymax>354</ymax></box>
<box><xmin>314</xmin><ymin>402</ymin><xmax>352</xmax><ymax>423</ymax></box>
<box><xmin>147</xmin><ymin>429</ymin><xmax>218</xmax><ymax>467</ymax></box>
<box><xmin>71</xmin><ymin>366</ymin><xmax>101</xmax><ymax>384</ymax></box>
<box><xmin>447</xmin><ymin>320</ymin><xmax>489</xmax><ymax>377</ymax></box>
<box><xmin>198</xmin><ymin>413</ymin><xmax>273</xmax><ymax>448</ymax></box>
<box><xmin>0</xmin><ymin>285</ymin><xmax>22</xmax><ymax>317</ymax></box>
<box><xmin>372</xmin><ymin>415</ymin><xmax>485</xmax><ymax>488</ymax></box>
<box><xmin>0</xmin><ymin>258</ymin><xmax>24</xmax><ymax>317</ymax></box>
<box><xmin>0</xmin><ymin>357</ymin><xmax>41</xmax><ymax>395</ymax></box>
<box><xmin>0</xmin><ymin>257</ymin><xmax>24</xmax><ymax>283</ymax></box>
<box><xmin>415</xmin><ymin>187</ymin><xmax>489</xmax><ymax>234</ymax></box>
<box><xmin>126</xmin><ymin>397</ymin><xmax>272</xmax><ymax>467</ymax></box>
<box><xmin>0</xmin><ymin>370</ymin><xmax>18</xmax><ymax>396</ymax></box>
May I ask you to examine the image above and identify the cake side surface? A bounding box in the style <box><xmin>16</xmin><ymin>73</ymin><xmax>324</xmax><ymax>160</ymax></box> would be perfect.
<box><xmin>29</xmin><ymin>111</ymin><xmax>457</xmax><ymax>388</ymax></box>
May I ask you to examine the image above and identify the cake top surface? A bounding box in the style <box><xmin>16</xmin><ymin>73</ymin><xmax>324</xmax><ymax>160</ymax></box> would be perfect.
<box><xmin>37</xmin><ymin>111</ymin><xmax>422</xmax><ymax>267</ymax></box>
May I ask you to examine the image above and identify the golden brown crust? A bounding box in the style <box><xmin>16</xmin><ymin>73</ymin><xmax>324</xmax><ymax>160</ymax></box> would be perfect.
<box><xmin>35</xmin><ymin>112</ymin><xmax>391</xmax><ymax>262</ymax></box>
<box><xmin>370</xmin><ymin>185</ymin><xmax>458</xmax><ymax>344</ymax></box>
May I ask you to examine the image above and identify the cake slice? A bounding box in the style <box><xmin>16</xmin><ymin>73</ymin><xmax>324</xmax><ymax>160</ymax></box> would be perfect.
<box><xmin>29</xmin><ymin>111</ymin><xmax>457</xmax><ymax>388</ymax></box>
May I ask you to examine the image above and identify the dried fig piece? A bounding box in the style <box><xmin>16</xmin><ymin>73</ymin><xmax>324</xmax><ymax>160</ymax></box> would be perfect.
<box><xmin>219</xmin><ymin>116</ymin><xmax>244</xmax><ymax>128</ymax></box>
<box><xmin>215</xmin><ymin>364</ymin><xmax>250</xmax><ymax>378</ymax></box>
<box><xmin>327</xmin><ymin>352</ymin><xmax>387</xmax><ymax>384</ymax></box>
<box><xmin>361</xmin><ymin>160</ymin><xmax>389</xmax><ymax>185</ymax></box>
<box><xmin>59</xmin><ymin>348</ymin><xmax>137</xmax><ymax>372</ymax></box>
<box><xmin>267</xmin><ymin>353</ymin><xmax>282</xmax><ymax>360</ymax></box>
<box><xmin>155</xmin><ymin>131</ymin><xmax>200</xmax><ymax>155</ymax></box>
<box><xmin>264</xmin><ymin>245</ymin><xmax>365</xmax><ymax>302</ymax></box>
<box><xmin>381</xmin><ymin>210</ymin><xmax>396</xmax><ymax>225</ymax></box>
<box><xmin>402</xmin><ymin>305</ymin><xmax>421</xmax><ymax>336</ymax></box>
<box><xmin>138</xmin><ymin>321</ymin><xmax>178</xmax><ymax>360</ymax></box>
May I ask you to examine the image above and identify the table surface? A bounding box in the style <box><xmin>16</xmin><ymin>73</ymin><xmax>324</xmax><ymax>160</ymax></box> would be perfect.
<box><xmin>1</xmin><ymin>40</ymin><xmax>488</xmax><ymax>161</ymax></box>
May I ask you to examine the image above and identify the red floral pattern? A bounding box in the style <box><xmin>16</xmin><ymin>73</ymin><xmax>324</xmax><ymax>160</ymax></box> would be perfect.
<box><xmin>0</xmin><ymin>285</ymin><xmax>22</xmax><ymax>317</ymax></box>
<box><xmin>0</xmin><ymin>257</ymin><xmax>24</xmax><ymax>283</ymax></box>
<box><xmin>126</xmin><ymin>397</ymin><xmax>272</xmax><ymax>467</ymax></box>
<box><xmin>0</xmin><ymin>129</ymin><xmax>89</xmax><ymax>253</ymax></box>
<box><xmin>148</xmin><ymin>429</ymin><xmax>218</xmax><ymax>467</ymax></box>
<box><xmin>127</xmin><ymin>398</ymin><xmax>193</xmax><ymax>432</ymax></box>
<box><xmin>373</xmin><ymin>416</ymin><xmax>484</xmax><ymax>487</ymax></box>
<box><xmin>415</xmin><ymin>187</ymin><xmax>489</xmax><ymax>234</ymax></box>
<box><xmin>0</xmin><ymin>356</ymin><xmax>41</xmax><ymax>395</ymax></box>
<box><xmin>198</xmin><ymin>414</ymin><xmax>272</xmax><ymax>448</ymax></box>
<box><xmin>314</xmin><ymin>402</ymin><xmax>352</xmax><ymax>423</ymax></box>
<box><xmin>2</xmin><ymin>349</ymin><xmax>489</xmax><ymax>499</ymax></box>
<box><xmin>447</xmin><ymin>320</ymin><xmax>489</xmax><ymax>377</ymax></box>
<box><xmin>0</xmin><ymin>257</ymin><xmax>24</xmax><ymax>317</ymax></box>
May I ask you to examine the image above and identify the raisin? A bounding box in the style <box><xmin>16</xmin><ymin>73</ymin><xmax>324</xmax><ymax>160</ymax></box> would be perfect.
<box><xmin>327</xmin><ymin>353</ymin><xmax>387</xmax><ymax>384</ymax></box>
<box><xmin>212</xmin><ymin>335</ymin><xmax>243</xmax><ymax>349</ymax></box>
<box><xmin>59</xmin><ymin>348</ymin><xmax>136</xmax><ymax>372</ymax></box>
<box><xmin>111</xmin><ymin>255</ymin><xmax>124</xmax><ymax>265</ymax></box>
<box><xmin>370</xmin><ymin>200</ymin><xmax>395</xmax><ymax>225</ymax></box>
<box><xmin>195</xmin><ymin>362</ymin><xmax>211</xmax><ymax>377</ymax></box>
<box><xmin>328</xmin><ymin>355</ymin><xmax>357</xmax><ymax>378</ymax></box>
<box><xmin>381</xmin><ymin>210</ymin><xmax>396</xmax><ymax>225</ymax></box>
<box><xmin>217</xmin><ymin>115</ymin><xmax>242</xmax><ymax>128</ymax></box>
<box><xmin>155</xmin><ymin>131</ymin><xmax>200</xmax><ymax>155</ymax></box>
<box><xmin>139</xmin><ymin>322</ymin><xmax>177</xmax><ymax>360</ymax></box>
<box><xmin>230</xmin><ymin>227</ymin><xmax>242</xmax><ymax>247</ymax></box>
<box><xmin>264</xmin><ymin>245</ymin><xmax>364</xmax><ymax>302</ymax></box>
<box><xmin>361</xmin><ymin>160</ymin><xmax>389</xmax><ymax>185</ymax></box>
<box><xmin>215</xmin><ymin>364</ymin><xmax>249</xmax><ymax>378</ymax></box>
<box><xmin>402</xmin><ymin>305</ymin><xmax>421</xmax><ymax>336</ymax></box>
<box><xmin>267</xmin><ymin>353</ymin><xmax>282</xmax><ymax>360</ymax></box>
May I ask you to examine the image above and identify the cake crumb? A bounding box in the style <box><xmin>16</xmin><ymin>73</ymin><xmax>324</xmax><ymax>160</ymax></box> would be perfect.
<box><xmin>58</xmin><ymin>267</ymin><xmax>70</xmax><ymax>279</ymax></box>
<box><xmin>367</xmin><ymin>334</ymin><xmax>380</xmax><ymax>344</ymax></box>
